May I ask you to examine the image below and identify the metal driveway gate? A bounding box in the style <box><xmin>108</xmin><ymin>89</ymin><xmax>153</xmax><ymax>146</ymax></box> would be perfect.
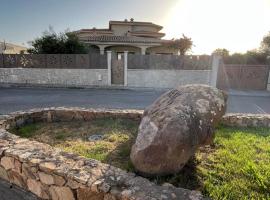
<box><xmin>217</xmin><ymin>64</ymin><xmax>269</xmax><ymax>90</ymax></box>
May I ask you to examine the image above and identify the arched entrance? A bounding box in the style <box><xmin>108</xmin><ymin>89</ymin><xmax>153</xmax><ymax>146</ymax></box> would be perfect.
<box><xmin>88</xmin><ymin>45</ymin><xmax>100</xmax><ymax>54</ymax></box>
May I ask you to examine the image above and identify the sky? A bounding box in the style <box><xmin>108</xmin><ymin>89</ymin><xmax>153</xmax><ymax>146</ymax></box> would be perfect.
<box><xmin>0</xmin><ymin>0</ymin><xmax>270</xmax><ymax>54</ymax></box>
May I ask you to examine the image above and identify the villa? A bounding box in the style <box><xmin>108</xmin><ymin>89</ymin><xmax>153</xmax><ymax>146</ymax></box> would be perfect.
<box><xmin>0</xmin><ymin>42</ymin><xmax>27</xmax><ymax>54</ymax></box>
<box><xmin>74</xmin><ymin>19</ymin><xmax>176</xmax><ymax>55</ymax></box>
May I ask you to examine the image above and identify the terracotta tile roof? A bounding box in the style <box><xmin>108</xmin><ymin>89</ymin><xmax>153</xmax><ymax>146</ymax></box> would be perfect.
<box><xmin>81</xmin><ymin>35</ymin><xmax>163</xmax><ymax>44</ymax></box>
<box><xmin>109</xmin><ymin>21</ymin><xmax>163</xmax><ymax>30</ymax></box>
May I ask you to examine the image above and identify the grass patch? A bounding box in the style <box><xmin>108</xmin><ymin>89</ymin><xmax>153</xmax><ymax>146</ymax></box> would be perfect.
<box><xmin>10</xmin><ymin>117</ymin><xmax>139</xmax><ymax>170</ymax></box>
<box><xmin>199</xmin><ymin>126</ymin><xmax>270</xmax><ymax>200</ymax></box>
<box><xmin>10</xmin><ymin>123</ymin><xmax>40</xmax><ymax>138</ymax></box>
<box><xmin>10</xmin><ymin>120</ymin><xmax>270</xmax><ymax>199</ymax></box>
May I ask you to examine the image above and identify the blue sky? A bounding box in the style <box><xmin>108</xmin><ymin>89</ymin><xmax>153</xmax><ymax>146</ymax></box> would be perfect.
<box><xmin>1</xmin><ymin>0</ymin><xmax>270</xmax><ymax>54</ymax></box>
<box><xmin>0</xmin><ymin>0</ymin><xmax>176</xmax><ymax>45</ymax></box>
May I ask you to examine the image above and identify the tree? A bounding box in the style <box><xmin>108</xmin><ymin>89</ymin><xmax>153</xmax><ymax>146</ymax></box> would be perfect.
<box><xmin>165</xmin><ymin>34</ymin><xmax>193</xmax><ymax>55</ymax></box>
<box><xmin>27</xmin><ymin>28</ymin><xmax>88</xmax><ymax>54</ymax></box>
<box><xmin>260</xmin><ymin>32</ymin><xmax>270</xmax><ymax>54</ymax></box>
<box><xmin>212</xmin><ymin>48</ymin><xmax>229</xmax><ymax>57</ymax></box>
<box><xmin>220</xmin><ymin>31</ymin><xmax>270</xmax><ymax>64</ymax></box>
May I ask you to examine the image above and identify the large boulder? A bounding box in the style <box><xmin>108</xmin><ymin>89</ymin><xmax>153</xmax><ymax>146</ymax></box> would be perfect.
<box><xmin>130</xmin><ymin>84</ymin><xmax>227</xmax><ymax>176</ymax></box>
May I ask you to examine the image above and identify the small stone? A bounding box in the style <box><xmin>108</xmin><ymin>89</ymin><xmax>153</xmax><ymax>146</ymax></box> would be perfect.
<box><xmin>161</xmin><ymin>194</ymin><xmax>168</xmax><ymax>199</ymax></box>
<box><xmin>104</xmin><ymin>194</ymin><xmax>117</xmax><ymax>200</ymax></box>
<box><xmin>39</xmin><ymin>172</ymin><xmax>54</xmax><ymax>185</ymax></box>
<box><xmin>1</xmin><ymin>156</ymin><xmax>15</xmax><ymax>170</ymax></box>
<box><xmin>121</xmin><ymin>189</ymin><xmax>132</xmax><ymax>199</ymax></box>
<box><xmin>14</xmin><ymin>159</ymin><xmax>22</xmax><ymax>173</ymax></box>
<box><xmin>91</xmin><ymin>179</ymin><xmax>103</xmax><ymax>193</ymax></box>
<box><xmin>77</xmin><ymin>187</ymin><xmax>104</xmax><ymax>200</ymax></box>
<box><xmin>67</xmin><ymin>178</ymin><xmax>81</xmax><ymax>189</ymax></box>
<box><xmin>171</xmin><ymin>193</ymin><xmax>177</xmax><ymax>199</ymax></box>
<box><xmin>162</xmin><ymin>183</ymin><xmax>174</xmax><ymax>188</ymax></box>
<box><xmin>53</xmin><ymin>174</ymin><xmax>66</xmax><ymax>186</ymax></box>
<box><xmin>29</xmin><ymin>158</ymin><xmax>42</xmax><ymax>166</ymax></box>
<box><xmin>39</xmin><ymin>162</ymin><xmax>57</xmax><ymax>173</ymax></box>
<box><xmin>0</xmin><ymin>166</ymin><xmax>9</xmax><ymax>181</ymax></box>
<box><xmin>99</xmin><ymin>182</ymin><xmax>110</xmax><ymax>193</ymax></box>
<box><xmin>8</xmin><ymin>170</ymin><xmax>27</xmax><ymax>188</ymax></box>
<box><xmin>49</xmin><ymin>186</ymin><xmax>75</xmax><ymax>200</ymax></box>
<box><xmin>88</xmin><ymin>134</ymin><xmax>104</xmax><ymax>141</ymax></box>
<box><xmin>22</xmin><ymin>163</ymin><xmax>39</xmax><ymax>180</ymax></box>
<box><xmin>27</xmin><ymin>179</ymin><xmax>49</xmax><ymax>199</ymax></box>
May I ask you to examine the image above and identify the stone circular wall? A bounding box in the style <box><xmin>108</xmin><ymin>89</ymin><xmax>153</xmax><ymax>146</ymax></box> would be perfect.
<box><xmin>0</xmin><ymin>107</ymin><xmax>268</xmax><ymax>200</ymax></box>
<box><xmin>0</xmin><ymin>107</ymin><xmax>204</xmax><ymax>200</ymax></box>
<box><xmin>222</xmin><ymin>113</ymin><xmax>270</xmax><ymax>128</ymax></box>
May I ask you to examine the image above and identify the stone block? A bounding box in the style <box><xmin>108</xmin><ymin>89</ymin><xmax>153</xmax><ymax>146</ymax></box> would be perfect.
<box><xmin>27</xmin><ymin>179</ymin><xmax>50</xmax><ymax>199</ymax></box>
<box><xmin>39</xmin><ymin>162</ymin><xmax>57</xmax><ymax>173</ymax></box>
<box><xmin>67</xmin><ymin>178</ymin><xmax>82</xmax><ymax>189</ymax></box>
<box><xmin>53</xmin><ymin>174</ymin><xmax>66</xmax><ymax>186</ymax></box>
<box><xmin>39</xmin><ymin>172</ymin><xmax>54</xmax><ymax>185</ymax></box>
<box><xmin>8</xmin><ymin>170</ymin><xmax>27</xmax><ymax>189</ymax></box>
<box><xmin>1</xmin><ymin>156</ymin><xmax>15</xmax><ymax>170</ymax></box>
<box><xmin>0</xmin><ymin>166</ymin><xmax>9</xmax><ymax>181</ymax></box>
<box><xmin>22</xmin><ymin>163</ymin><xmax>39</xmax><ymax>180</ymax></box>
<box><xmin>77</xmin><ymin>187</ymin><xmax>104</xmax><ymax>200</ymax></box>
<box><xmin>14</xmin><ymin>159</ymin><xmax>22</xmax><ymax>173</ymax></box>
<box><xmin>49</xmin><ymin>186</ymin><xmax>75</xmax><ymax>200</ymax></box>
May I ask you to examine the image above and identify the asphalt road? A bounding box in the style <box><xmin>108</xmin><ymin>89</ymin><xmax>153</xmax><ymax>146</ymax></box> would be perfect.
<box><xmin>0</xmin><ymin>87</ymin><xmax>270</xmax><ymax>114</ymax></box>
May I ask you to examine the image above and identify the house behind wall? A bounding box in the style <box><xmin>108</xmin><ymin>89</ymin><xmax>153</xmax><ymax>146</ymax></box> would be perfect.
<box><xmin>74</xmin><ymin>19</ymin><xmax>178</xmax><ymax>55</ymax></box>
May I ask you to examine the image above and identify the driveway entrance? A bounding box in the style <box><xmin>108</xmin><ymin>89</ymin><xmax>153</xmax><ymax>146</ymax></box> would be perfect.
<box><xmin>217</xmin><ymin>64</ymin><xmax>269</xmax><ymax>90</ymax></box>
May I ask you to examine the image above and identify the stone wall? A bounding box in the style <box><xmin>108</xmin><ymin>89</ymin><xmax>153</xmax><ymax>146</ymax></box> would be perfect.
<box><xmin>222</xmin><ymin>113</ymin><xmax>270</xmax><ymax>128</ymax></box>
<box><xmin>0</xmin><ymin>107</ymin><xmax>269</xmax><ymax>199</ymax></box>
<box><xmin>0</xmin><ymin>53</ymin><xmax>216</xmax><ymax>89</ymax></box>
<box><xmin>0</xmin><ymin>68</ymin><xmax>108</xmax><ymax>87</ymax></box>
<box><xmin>127</xmin><ymin>69</ymin><xmax>212</xmax><ymax>88</ymax></box>
<box><xmin>0</xmin><ymin>107</ymin><xmax>204</xmax><ymax>200</ymax></box>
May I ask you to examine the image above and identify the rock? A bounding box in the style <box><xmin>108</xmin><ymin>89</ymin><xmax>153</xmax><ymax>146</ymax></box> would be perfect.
<box><xmin>39</xmin><ymin>172</ymin><xmax>54</xmax><ymax>185</ymax></box>
<box><xmin>88</xmin><ymin>134</ymin><xmax>104</xmax><ymax>141</ymax></box>
<box><xmin>130</xmin><ymin>84</ymin><xmax>227</xmax><ymax>175</ymax></box>
<box><xmin>53</xmin><ymin>174</ymin><xmax>66</xmax><ymax>186</ymax></box>
<box><xmin>1</xmin><ymin>156</ymin><xmax>15</xmax><ymax>170</ymax></box>
<box><xmin>77</xmin><ymin>187</ymin><xmax>104</xmax><ymax>200</ymax></box>
<box><xmin>22</xmin><ymin>163</ymin><xmax>39</xmax><ymax>180</ymax></box>
<box><xmin>27</xmin><ymin>179</ymin><xmax>50</xmax><ymax>199</ymax></box>
<box><xmin>49</xmin><ymin>186</ymin><xmax>75</xmax><ymax>200</ymax></box>
<box><xmin>67</xmin><ymin>178</ymin><xmax>82</xmax><ymax>189</ymax></box>
<box><xmin>39</xmin><ymin>162</ymin><xmax>57</xmax><ymax>173</ymax></box>
<box><xmin>14</xmin><ymin>159</ymin><xmax>22</xmax><ymax>173</ymax></box>
<box><xmin>8</xmin><ymin>170</ymin><xmax>27</xmax><ymax>189</ymax></box>
<box><xmin>0</xmin><ymin>166</ymin><xmax>9</xmax><ymax>181</ymax></box>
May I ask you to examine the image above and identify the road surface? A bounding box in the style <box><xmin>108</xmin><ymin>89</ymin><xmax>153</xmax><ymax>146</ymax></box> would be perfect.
<box><xmin>0</xmin><ymin>87</ymin><xmax>270</xmax><ymax>114</ymax></box>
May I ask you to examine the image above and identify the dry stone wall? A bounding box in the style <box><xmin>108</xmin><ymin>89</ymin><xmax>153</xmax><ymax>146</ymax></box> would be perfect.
<box><xmin>0</xmin><ymin>107</ymin><xmax>204</xmax><ymax>200</ymax></box>
<box><xmin>222</xmin><ymin>113</ymin><xmax>270</xmax><ymax>128</ymax></box>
